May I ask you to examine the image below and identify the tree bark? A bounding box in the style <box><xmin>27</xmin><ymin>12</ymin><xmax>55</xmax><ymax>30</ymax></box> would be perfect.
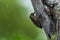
<box><xmin>30</xmin><ymin>0</ymin><xmax>60</xmax><ymax>40</ymax></box>
<box><xmin>31</xmin><ymin>0</ymin><xmax>51</xmax><ymax>40</ymax></box>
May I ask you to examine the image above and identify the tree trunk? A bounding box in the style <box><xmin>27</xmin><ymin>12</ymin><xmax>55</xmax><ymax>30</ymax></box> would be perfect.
<box><xmin>30</xmin><ymin>0</ymin><xmax>60</xmax><ymax>40</ymax></box>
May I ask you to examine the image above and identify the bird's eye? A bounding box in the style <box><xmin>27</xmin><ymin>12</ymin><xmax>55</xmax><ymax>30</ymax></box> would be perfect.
<box><xmin>34</xmin><ymin>13</ymin><xmax>36</xmax><ymax>16</ymax></box>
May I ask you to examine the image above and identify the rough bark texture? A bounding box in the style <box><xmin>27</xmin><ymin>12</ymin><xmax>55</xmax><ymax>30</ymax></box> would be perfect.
<box><xmin>31</xmin><ymin>0</ymin><xmax>51</xmax><ymax>39</ymax></box>
<box><xmin>30</xmin><ymin>0</ymin><xmax>60</xmax><ymax>40</ymax></box>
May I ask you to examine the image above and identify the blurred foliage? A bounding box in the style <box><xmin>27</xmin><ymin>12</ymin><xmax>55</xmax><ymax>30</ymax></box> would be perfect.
<box><xmin>51</xmin><ymin>35</ymin><xmax>56</xmax><ymax>40</ymax></box>
<box><xmin>0</xmin><ymin>0</ymin><xmax>48</xmax><ymax>40</ymax></box>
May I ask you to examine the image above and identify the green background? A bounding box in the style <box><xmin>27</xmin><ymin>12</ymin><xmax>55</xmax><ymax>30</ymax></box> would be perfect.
<box><xmin>0</xmin><ymin>0</ymin><xmax>48</xmax><ymax>40</ymax></box>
